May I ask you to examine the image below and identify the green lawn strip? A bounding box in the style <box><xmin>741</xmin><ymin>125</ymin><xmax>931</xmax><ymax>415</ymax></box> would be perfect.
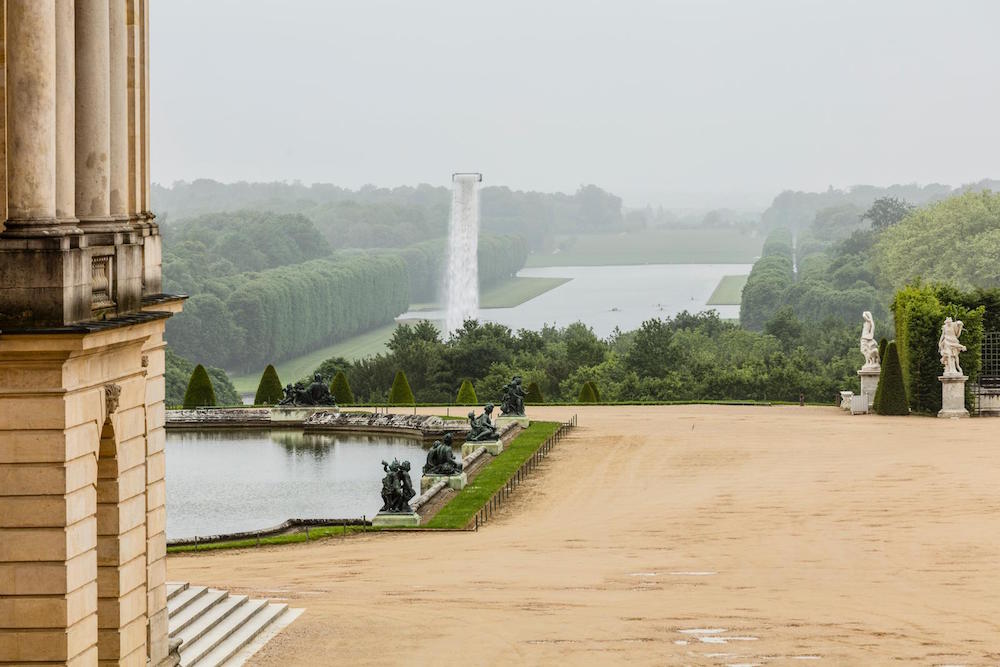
<box><xmin>425</xmin><ymin>421</ymin><xmax>561</xmax><ymax>529</ymax></box>
<box><xmin>167</xmin><ymin>525</ymin><xmax>372</xmax><ymax>553</ymax></box>
<box><xmin>706</xmin><ymin>274</ymin><xmax>749</xmax><ymax>305</ymax></box>
<box><xmin>525</xmin><ymin>229</ymin><xmax>762</xmax><ymax>267</ymax></box>
<box><xmin>408</xmin><ymin>276</ymin><xmax>571</xmax><ymax>313</ymax></box>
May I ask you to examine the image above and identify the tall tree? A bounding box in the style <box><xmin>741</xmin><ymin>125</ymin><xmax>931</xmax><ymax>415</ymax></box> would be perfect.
<box><xmin>862</xmin><ymin>196</ymin><xmax>914</xmax><ymax>231</ymax></box>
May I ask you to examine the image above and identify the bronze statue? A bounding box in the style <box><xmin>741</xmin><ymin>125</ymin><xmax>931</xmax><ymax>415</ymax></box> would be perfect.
<box><xmin>423</xmin><ymin>432</ymin><xmax>463</xmax><ymax>476</ymax></box>
<box><xmin>379</xmin><ymin>458</ymin><xmax>416</xmax><ymax>513</ymax></box>
<box><xmin>467</xmin><ymin>403</ymin><xmax>500</xmax><ymax>441</ymax></box>
<box><xmin>278</xmin><ymin>373</ymin><xmax>337</xmax><ymax>407</ymax></box>
<box><xmin>499</xmin><ymin>375</ymin><xmax>526</xmax><ymax>416</ymax></box>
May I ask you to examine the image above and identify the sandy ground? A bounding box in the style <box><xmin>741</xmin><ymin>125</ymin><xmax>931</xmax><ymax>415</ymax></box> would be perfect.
<box><xmin>168</xmin><ymin>405</ymin><xmax>1000</xmax><ymax>666</ymax></box>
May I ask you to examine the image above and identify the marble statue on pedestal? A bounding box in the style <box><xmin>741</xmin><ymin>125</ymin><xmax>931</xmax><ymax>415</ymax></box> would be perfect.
<box><xmin>938</xmin><ymin>317</ymin><xmax>967</xmax><ymax>376</ymax></box>
<box><xmin>860</xmin><ymin>311</ymin><xmax>880</xmax><ymax>370</ymax></box>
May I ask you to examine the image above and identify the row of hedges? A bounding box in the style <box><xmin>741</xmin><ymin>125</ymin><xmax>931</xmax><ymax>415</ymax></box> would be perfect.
<box><xmin>167</xmin><ymin>234</ymin><xmax>529</xmax><ymax>372</ymax></box>
<box><xmin>739</xmin><ymin>228</ymin><xmax>796</xmax><ymax>330</ymax></box>
<box><xmin>891</xmin><ymin>283</ymin><xmax>985</xmax><ymax>413</ymax></box>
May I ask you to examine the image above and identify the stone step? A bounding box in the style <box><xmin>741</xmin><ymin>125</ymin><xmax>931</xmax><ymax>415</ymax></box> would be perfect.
<box><xmin>167</xmin><ymin>584</ymin><xmax>209</xmax><ymax>618</ymax></box>
<box><xmin>169</xmin><ymin>588</ymin><xmax>229</xmax><ymax>636</ymax></box>
<box><xmin>167</xmin><ymin>581</ymin><xmax>189</xmax><ymax>602</ymax></box>
<box><xmin>179</xmin><ymin>597</ymin><xmax>269</xmax><ymax>666</ymax></box>
<box><xmin>195</xmin><ymin>603</ymin><xmax>288</xmax><ymax>667</ymax></box>
<box><xmin>174</xmin><ymin>595</ymin><xmax>249</xmax><ymax>654</ymax></box>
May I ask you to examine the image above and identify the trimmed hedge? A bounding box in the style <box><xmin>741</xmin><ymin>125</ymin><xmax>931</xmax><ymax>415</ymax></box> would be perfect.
<box><xmin>525</xmin><ymin>381</ymin><xmax>544</xmax><ymax>404</ymax></box>
<box><xmin>456</xmin><ymin>379</ymin><xmax>478</xmax><ymax>405</ymax></box>
<box><xmin>878</xmin><ymin>337</ymin><xmax>888</xmax><ymax>364</ymax></box>
<box><xmin>875</xmin><ymin>342</ymin><xmax>908</xmax><ymax>415</ymax></box>
<box><xmin>254</xmin><ymin>364</ymin><xmax>283</xmax><ymax>405</ymax></box>
<box><xmin>577</xmin><ymin>382</ymin><xmax>597</xmax><ymax>403</ymax></box>
<box><xmin>388</xmin><ymin>371</ymin><xmax>415</xmax><ymax>404</ymax></box>
<box><xmin>183</xmin><ymin>364</ymin><xmax>217</xmax><ymax>408</ymax></box>
<box><xmin>587</xmin><ymin>381</ymin><xmax>602</xmax><ymax>402</ymax></box>
<box><xmin>891</xmin><ymin>283</ymin><xmax>985</xmax><ymax>414</ymax></box>
<box><xmin>330</xmin><ymin>370</ymin><xmax>354</xmax><ymax>405</ymax></box>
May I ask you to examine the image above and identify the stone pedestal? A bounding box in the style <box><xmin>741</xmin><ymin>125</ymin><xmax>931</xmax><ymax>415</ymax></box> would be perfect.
<box><xmin>462</xmin><ymin>439</ymin><xmax>503</xmax><ymax>458</ymax></box>
<box><xmin>270</xmin><ymin>406</ymin><xmax>337</xmax><ymax>423</ymax></box>
<box><xmin>496</xmin><ymin>415</ymin><xmax>530</xmax><ymax>429</ymax></box>
<box><xmin>839</xmin><ymin>390</ymin><xmax>854</xmax><ymax>410</ymax></box>
<box><xmin>850</xmin><ymin>394</ymin><xmax>869</xmax><ymax>415</ymax></box>
<box><xmin>857</xmin><ymin>367</ymin><xmax>880</xmax><ymax>409</ymax></box>
<box><xmin>978</xmin><ymin>390</ymin><xmax>1000</xmax><ymax>417</ymax></box>
<box><xmin>371</xmin><ymin>512</ymin><xmax>420</xmax><ymax>528</ymax></box>
<box><xmin>421</xmin><ymin>472</ymin><xmax>467</xmax><ymax>492</ymax></box>
<box><xmin>938</xmin><ymin>374</ymin><xmax>969</xmax><ymax>418</ymax></box>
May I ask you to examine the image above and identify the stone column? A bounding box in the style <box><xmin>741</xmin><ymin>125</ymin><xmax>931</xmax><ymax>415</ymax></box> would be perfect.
<box><xmin>56</xmin><ymin>0</ymin><xmax>79</xmax><ymax>227</ymax></box>
<box><xmin>109</xmin><ymin>0</ymin><xmax>129</xmax><ymax>222</ymax></box>
<box><xmin>938</xmin><ymin>374</ymin><xmax>969</xmax><ymax>418</ymax></box>
<box><xmin>5</xmin><ymin>0</ymin><xmax>59</xmax><ymax>234</ymax></box>
<box><xmin>75</xmin><ymin>0</ymin><xmax>113</xmax><ymax>229</ymax></box>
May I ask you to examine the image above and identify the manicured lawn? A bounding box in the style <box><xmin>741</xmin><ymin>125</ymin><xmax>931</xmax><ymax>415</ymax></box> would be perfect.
<box><xmin>410</xmin><ymin>276</ymin><xmax>571</xmax><ymax>312</ymax></box>
<box><xmin>425</xmin><ymin>421</ymin><xmax>562</xmax><ymax>529</ymax></box>
<box><xmin>706</xmin><ymin>274</ymin><xmax>749</xmax><ymax>305</ymax></box>
<box><xmin>167</xmin><ymin>524</ymin><xmax>371</xmax><ymax>553</ymax></box>
<box><xmin>525</xmin><ymin>229</ymin><xmax>762</xmax><ymax>267</ymax></box>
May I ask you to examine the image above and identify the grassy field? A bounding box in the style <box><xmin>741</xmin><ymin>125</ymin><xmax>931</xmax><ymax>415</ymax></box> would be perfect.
<box><xmin>425</xmin><ymin>421</ymin><xmax>562</xmax><ymax>529</ymax></box>
<box><xmin>706</xmin><ymin>274</ymin><xmax>749</xmax><ymax>305</ymax></box>
<box><xmin>167</xmin><ymin>525</ymin><xmax>370</xmax><ymax>553</ymax></box>
<box><xmin>409</xmin><ymin>276</ymin><xmax>571</xmax><ymax>312</ymax></box>
<box><xmin>525</xmin><ymin>229</ymin><xmax>761</xmax><ymax>267</ymax></box>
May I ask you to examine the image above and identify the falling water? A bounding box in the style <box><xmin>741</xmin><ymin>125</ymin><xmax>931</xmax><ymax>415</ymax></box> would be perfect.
<box><xmin>444</xmin><ymin>173</ymin><xmax>481</xmax><ymax>334</ymax></box>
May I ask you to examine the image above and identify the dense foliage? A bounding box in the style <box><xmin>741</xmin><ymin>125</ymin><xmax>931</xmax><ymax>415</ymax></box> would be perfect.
<box><xmin>314</xmin><ymin>312</ymin><xmax>861</xmax><ymax>405</ymax></box>
<box><xmin>891</xmin><ymin>284</ymin><xmax>985</xmax><ymax>413</ymax></box>
<box><xmin>153</xmin><ymin>180</ymin><xmax>624</xmax><ymax>251</ymax></box>
<box><xmin>164</xmin><ymin>208</ymin><xmax>528</xmax><ymax>372</ymax></box>
<box><xmin>876</xmin><ymin>191</ymin><xmax>1000</xmax><ymax>291</ymax></box>
<box><xmin>165</xmin><ymin>349</ymin><xmax>239</xmax><ymax>407</ymax></box>
<box><xmin>183</xmin><ymin>365</ymin><xmax>217</xmax><ymax>408</ymax></box>
<box><xmin>874</xmin><ymin>342</ymin><xmax>908</xmax><ymax>415</ymax></box>
<box><xmin>330</xmin><ymin>371</ymin><xmax>354</xmax><ymax>405</ymax></box>
<box><xmin>456</xmin><ymin>380</ymin><xmax>478</xmax><ymax>405</ymax></box>
<box><xmin>254</xmin><ymin>365</ymin><xmax>283</xmax><ymax>405</ymax></box>
<box><xmin>739</xmin><ymin>229</ymin><xmax>795</xmax><ymax>330</ymax></box>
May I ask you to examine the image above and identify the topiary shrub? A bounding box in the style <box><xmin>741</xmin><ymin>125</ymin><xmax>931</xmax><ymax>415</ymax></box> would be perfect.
<box><xmin>254</xmin><ymin>364</ymin><xmax>283</xmax><ymax>405</ymax></box>
<box><xmin>577</xmin><ymin>382</ymin><xmax>597</xmax><ymax>403</ymax></box>
<box><xmin>330</xmin><ymin>370</ymin><xmax>355</xmax><ymax>405</ymax></box>
<box><xmin>878</xmin><ymin>337</ymin><xmax>888</xmax><ymax>364</ymax></box>
<box><xmin>183</xmin><ymin>364</ymin><xmax>217</xmax><ymax>408</ymax></box>
<box><xmin>525</xmin><ymin>381</ymin><xmax>543</xmax><ymax>404</ymax></box>
<box><xmin>456</xmin><ymin>379</ymin><xmax>478</xmax><ymax>405</ymax></box>
<box><xmin>388</xmin><ymin>370</ymin><xmax>415</xmax><ymax>405</ymax></box>
<box><xmin>587</xmin><ymin>381</ymin><xmax>602</xmax><ymax>402</ymax></box>
<box><xmin>875</xmin><ymin>341</ymin><xmax>909</xmax><ymax>415</ymax></box>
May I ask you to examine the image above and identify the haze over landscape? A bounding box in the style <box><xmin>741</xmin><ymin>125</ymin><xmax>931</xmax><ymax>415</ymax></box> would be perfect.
<box><xmin>151</xmin><ymin>0</ymin><xmax>1000</xmax><ymax>207</ymax></box>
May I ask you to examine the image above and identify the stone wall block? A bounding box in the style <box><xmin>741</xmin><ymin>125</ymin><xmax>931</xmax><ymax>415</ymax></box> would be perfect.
<box><xmin>0</xmin><ymin>485</ymin><xmax>95</xmax><ymax>528</ymax></box>
<box><xmin>96</xmin><ymin>553</ymin><xmax>146</xmax><ymax>599</ymax></box>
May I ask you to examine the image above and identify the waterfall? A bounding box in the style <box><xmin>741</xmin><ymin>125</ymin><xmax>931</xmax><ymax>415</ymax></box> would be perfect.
<box><xmin>444</xmin><ymin>173</ymin><xmax>481</xmax><ymax>335</ymax></box>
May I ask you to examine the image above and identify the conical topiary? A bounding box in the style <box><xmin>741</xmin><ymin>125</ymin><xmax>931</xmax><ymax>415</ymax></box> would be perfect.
<box><xmin>254</xmin><ymin>364</ymin><xmax>283</xmax><ymax>405</ymax></box>
<box><xmin>587</xmin><ymin>381</ymin><xmax>602</xmax><ymax>402</ymax></box>
<box><xmin>388</xmin><ymin>370</ymin><xmax>415</xmax><ymax>405</ymax></box>
<box><xmin>875</xmin><ymin>341</ymin><xmax>909</xmax><ymax>416</ymax></box>
<box><xmin>878</xmin><ymin>337</ymin><xmax>888</xmax><ymax>364</ymax></box>
<box><xmin>577</xmin><ymin>382</ymin><xmax>597</xmax><ymax>403</ymax></box>
<box><xmin>183</xmin><ymin>364</ymin><xmax>217</xmax><ymax>408</ymax></box>
<box><xmin>456</xmin><ymin>379</ymin><xmax>478</xmax><ymax>405</ymax></box>
<box><xmin>330</xmin><ymin>370</ymin><xmax>354</xmax><ymax>405</ymax></box>
<box><xmin>525</xmin><ymin>381</ymin><xmax>543</xmax><ymax>404</ymax></box>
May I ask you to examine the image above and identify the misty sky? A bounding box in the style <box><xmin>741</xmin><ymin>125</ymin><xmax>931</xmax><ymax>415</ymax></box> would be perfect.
<box><xmin>151</xmin><ymin>0</ymin><xmax>1000</xmax><ymax>208</ymax></box>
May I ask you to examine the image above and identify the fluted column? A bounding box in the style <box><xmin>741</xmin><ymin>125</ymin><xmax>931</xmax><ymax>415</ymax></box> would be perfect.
<box><xmin>141</xmin><ymin>0</ymin><xmax>151</xmax><ymax>218</ymax></box>
<box><xmin>5</xmin><ymin>1</ymin><xmax>59</xmax><ymax>234</ymax></box>
<box><xmin>109</xmin><ymin>0</ymin><xmax>129</xmax><ymax>221</ymax></box>
<box><xmin>75</xmin><ymin>0</ymin><xmax>112</xmax><ymax>228</ymax></box>
<box><xmin>56</xmin><ymin>0</ymin><xmax>78</xmax><ymax>226</ymax></box>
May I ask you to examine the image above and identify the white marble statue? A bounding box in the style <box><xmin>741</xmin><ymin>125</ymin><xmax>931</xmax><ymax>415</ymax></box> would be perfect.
<box><xmin>938</xmin><ymin>317</ymin><xmax>967</xmax><ymax>376</ymax></box>
<box><xmin>859</xmin><ymin>311</ymin><xmax>880</xmax><ymax>370</ymax></box>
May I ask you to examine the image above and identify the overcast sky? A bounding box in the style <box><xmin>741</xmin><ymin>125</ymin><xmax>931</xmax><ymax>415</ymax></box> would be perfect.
<box><xmin>151</xmin><ymin>0</ymin><xmax>1000</xmax><ymax>208</ymax></box>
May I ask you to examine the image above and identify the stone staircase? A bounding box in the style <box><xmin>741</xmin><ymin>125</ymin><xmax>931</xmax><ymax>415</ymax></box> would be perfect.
<box><xmin>167</xmin><ymin>582</ymin><xmax>302</xmax><ymax>667</ymax></box>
